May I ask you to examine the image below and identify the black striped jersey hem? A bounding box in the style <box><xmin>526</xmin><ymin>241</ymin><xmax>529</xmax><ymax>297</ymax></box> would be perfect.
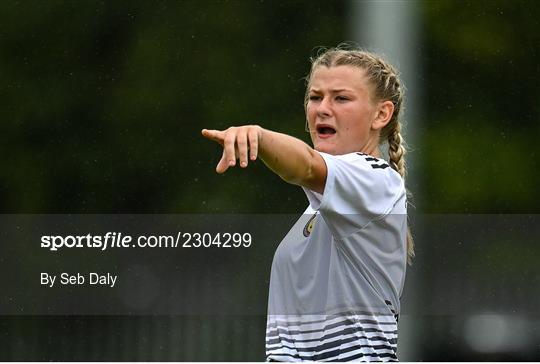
<box><xmin>266</xmin><ymin>313</ymin><xmax>398</xmax><ymax>362</ymax></box>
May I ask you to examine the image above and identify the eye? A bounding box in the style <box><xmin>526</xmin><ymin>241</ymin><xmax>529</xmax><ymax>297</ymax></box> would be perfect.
<box><xmin>336</xmin><ymin>95</ymin><xmax>350</xmax><ymax>102</ymax></box>
<box><xmin>309</xmin><ymin>95</ymin><xmax>322</xmax><ymax>101</ymax></box>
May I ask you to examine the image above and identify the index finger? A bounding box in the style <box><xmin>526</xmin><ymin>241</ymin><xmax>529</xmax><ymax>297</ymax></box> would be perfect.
<box><xmin>201</xmin><ymin>129</ymin><xmax>225</xmax><ymax>146</ymax></box>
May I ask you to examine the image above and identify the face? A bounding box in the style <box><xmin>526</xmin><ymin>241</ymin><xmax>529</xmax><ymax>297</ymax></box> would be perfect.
<box><xmin>306</xmin><ymin>65</ymin><xmax>380</xmax><ymax>155</ymax></box>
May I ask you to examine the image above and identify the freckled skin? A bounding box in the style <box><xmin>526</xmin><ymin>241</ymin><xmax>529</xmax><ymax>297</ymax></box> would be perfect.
<box><xmin>306</xmin><ymin>66</ymin><xmax>382</xmax><ymax>157</ymax></box>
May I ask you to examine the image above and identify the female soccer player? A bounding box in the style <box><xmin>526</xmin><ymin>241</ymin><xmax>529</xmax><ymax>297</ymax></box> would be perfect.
<box><xmin>202</xmin><ymin>47</ymin><xmax>413</xmax><ymax>362</ymax></box>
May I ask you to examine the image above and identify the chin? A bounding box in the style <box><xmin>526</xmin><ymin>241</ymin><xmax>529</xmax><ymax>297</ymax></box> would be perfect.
<box><xmin>314</xmin><ymin>143</ymin><xmax>339</xmax><ymax>155</ymax></box>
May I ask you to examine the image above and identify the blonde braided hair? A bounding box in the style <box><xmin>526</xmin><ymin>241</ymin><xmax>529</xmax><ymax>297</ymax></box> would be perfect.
<box><xmin>305</xmin><ymin>46</ymin><xmax>415</xmax><ymax>264</ymax></box>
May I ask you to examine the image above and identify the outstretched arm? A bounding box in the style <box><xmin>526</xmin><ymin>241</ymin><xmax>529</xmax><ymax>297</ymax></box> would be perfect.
<box><xmin>202</xmin><ymin>125</ymin><xmax>327</xmax><ymax>194</ymax></box>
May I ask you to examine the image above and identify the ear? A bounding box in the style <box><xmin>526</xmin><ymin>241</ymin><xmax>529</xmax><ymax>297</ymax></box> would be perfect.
<box><xmin>371</xmin><ymin>100</ymin><xmax>394</xmax><ymax>131</ymax></box>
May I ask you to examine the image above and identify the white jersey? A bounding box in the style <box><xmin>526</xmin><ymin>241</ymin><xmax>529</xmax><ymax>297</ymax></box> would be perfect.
<box><xmin>266</xmin><ymin>152</ymin><xmax>407</xmax><ymax>362</ymax></box>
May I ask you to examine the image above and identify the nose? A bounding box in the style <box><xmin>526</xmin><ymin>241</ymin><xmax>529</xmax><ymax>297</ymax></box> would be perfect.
<box><xmin>316</xmin><ymin>97</ymin><xmax>332</xmax><ymax>118</ymax></box>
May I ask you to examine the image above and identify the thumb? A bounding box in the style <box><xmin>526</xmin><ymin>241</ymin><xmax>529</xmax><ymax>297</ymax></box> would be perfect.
<box><xmin>215</xmin><ymin>151</ymin><xmax>231</xmax><ymax>174</ymax></box>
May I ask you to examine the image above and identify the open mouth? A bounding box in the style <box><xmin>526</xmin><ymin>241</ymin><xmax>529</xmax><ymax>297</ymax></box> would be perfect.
<box><xmin>317</xmin><ymin>126</ymin><xmax>336</xmax><ymax>135</ymax></box>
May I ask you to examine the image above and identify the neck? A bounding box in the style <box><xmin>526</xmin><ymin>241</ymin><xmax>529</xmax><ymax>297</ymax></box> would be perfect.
<box><xmin>370</xmin><ymin>148</ymin><xmax>381</xmax><ymax>158</ymax></box>
<box><xmin>359</xmin><ymin>136</ymin><xmax>381</xmax><ymax>157</ymax></box>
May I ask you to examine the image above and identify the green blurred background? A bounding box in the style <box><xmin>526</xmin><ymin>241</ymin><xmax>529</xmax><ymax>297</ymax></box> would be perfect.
<box><xmin>1</xmin><ymin>0</ymin><xmax>539</xmax><ymax>361</ymax></box>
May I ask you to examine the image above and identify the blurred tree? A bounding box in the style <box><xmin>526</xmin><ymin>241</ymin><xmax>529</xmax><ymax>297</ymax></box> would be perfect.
<box><xmin>420</xmin><ymin>0</ymin><xmax>540</xmax><ymax>213</ymax></box>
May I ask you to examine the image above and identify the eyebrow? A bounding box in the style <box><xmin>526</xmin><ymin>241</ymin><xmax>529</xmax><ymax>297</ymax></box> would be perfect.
<box><xmin>309</xmin><ymin>88</ymin><xmax>354</xmax><ymax>93</ymax></box>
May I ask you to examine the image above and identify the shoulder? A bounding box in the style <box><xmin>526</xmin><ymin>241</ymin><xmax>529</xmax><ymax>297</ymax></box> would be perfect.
<box><xmin>321</xmin><ymin>152</ymin><xmax>402</xmax><ymax>183</ymax></box>
<box><xmin>353</xmin><ymin>152</ymin><xmax>391</xmax><ymax>169</ymax></box>
<box><xmin>306</xmin><ymin>151</ymin><xmax>406</xmax><ymax>237</ymax></box>
<box><xmin>315</xmin><ymin>151</ymin><xmax>404</xmax><ymax>211</ymax></box>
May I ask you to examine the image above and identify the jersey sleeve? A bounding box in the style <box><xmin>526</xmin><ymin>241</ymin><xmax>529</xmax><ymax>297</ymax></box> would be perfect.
<box><xmin>302</xmin><ymin>152</ymin><xmax>405</xmax><ymax>239</ymax></box>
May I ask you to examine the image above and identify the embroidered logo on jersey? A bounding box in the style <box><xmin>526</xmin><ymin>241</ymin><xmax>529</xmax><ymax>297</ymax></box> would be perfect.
<box><xmin>303</xmin><ymin>214</ymin><xmax>317</xmax><ymax>237</ymax></box>
<box><xmin>356</xmin><ymin>152</ymin><xmax>389</xmax><ymax>169</ymax></box>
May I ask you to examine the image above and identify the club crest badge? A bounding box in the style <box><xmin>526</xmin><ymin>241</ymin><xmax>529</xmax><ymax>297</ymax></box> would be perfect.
<box><xmin>303</xmin><ymin>213</ymin><xmax>317</xmax><ymax>237</ymax></box>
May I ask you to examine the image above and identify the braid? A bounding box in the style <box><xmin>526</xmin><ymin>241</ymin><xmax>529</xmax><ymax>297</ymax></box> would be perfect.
<box><xmin>388</xmin><ymin>121</ymin><xmax>406</xmax><ymax>178</ymax></box>
<box><xmin>387</xmin><ymin>120</ymin><xmax>415</xmax><ymax>264</ymax></box>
